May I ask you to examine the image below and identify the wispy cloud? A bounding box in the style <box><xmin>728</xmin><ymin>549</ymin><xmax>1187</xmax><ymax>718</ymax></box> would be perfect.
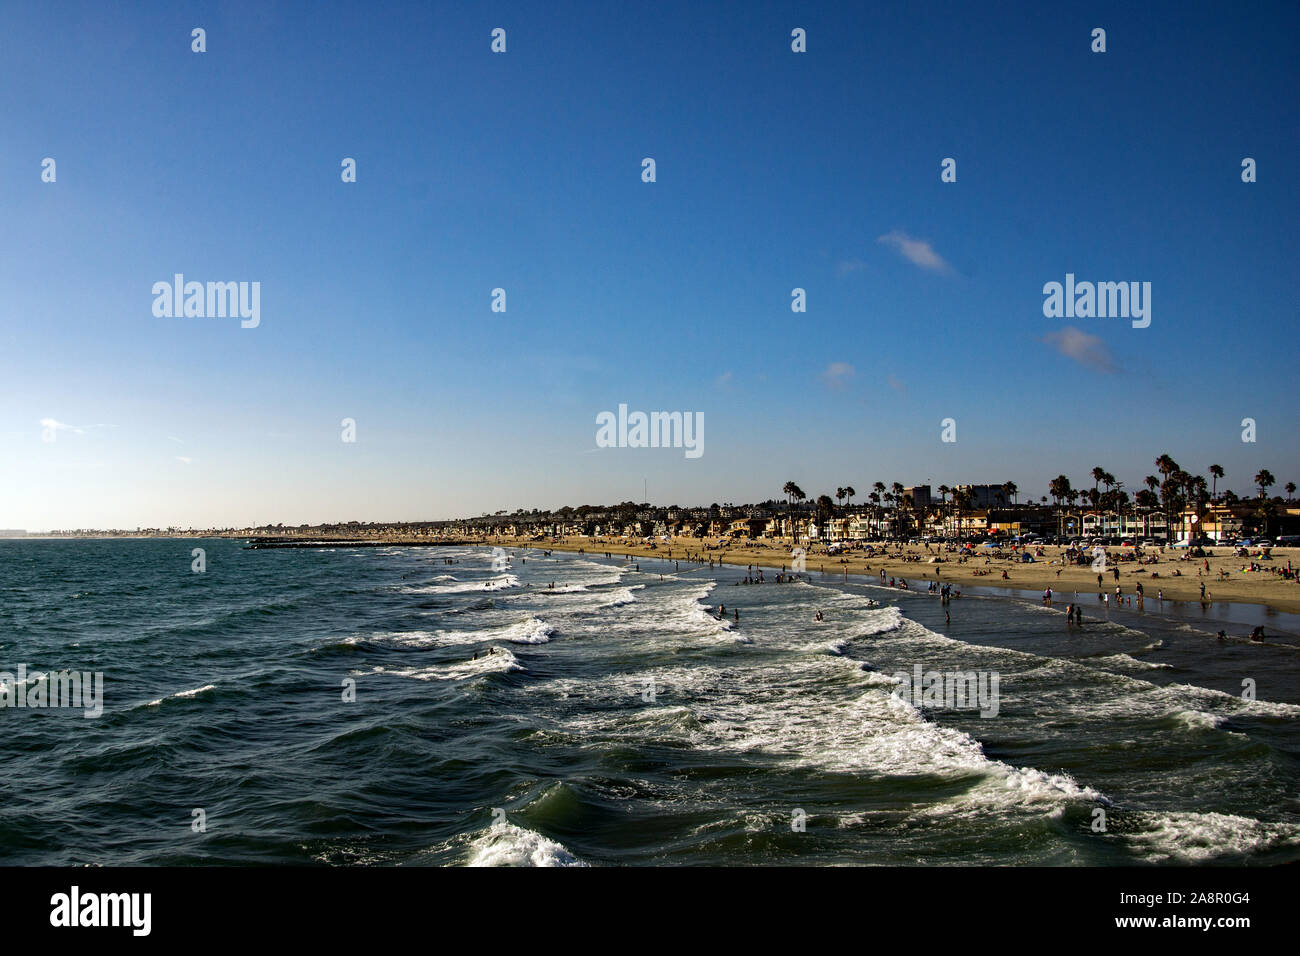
<box><xmin>887</xmin><ymin>373</ymin><xmax>907</xmax><ymax>394</ymax></box>
<box><xmin>1042</xmin><ymin>326</ymin><xmax>1118</xmax><ymax>373</ymax></box>
<box><xmin>39</xmin><ymin>418</ymin><xmax>113</xmax><ymax>436</ymax></box>
<box><xmin>40</xmin><ymin>418</ymin><xmax>82</xmax><ymax>436</ymax></box>
<box><xmin>836</xmin><ymin>257</ymin><xmax>870</xmax><ymax>276</ymax></box>
<box><xmin>715</xmin><ymin>370</ymin><xmax>734</xmax><ymax>389</ymax></box>
<box><xmin>176</xmin><ymin>456</ymin><xmax>193</xmax><ymax>465</ymax></box>
<box><xmin>877</xmin><ymin>231</ymin><xmax>953</xmax><ymax>273</ymax></box>
<box><xmin>821</xmin><ymin>361</ymin><xmax>855</xmax><ymax>390</ymax></box>
<box><xmin>167</xmin><ymin>436</ymin><xmax>185</xmax><ymax>445</ymax></box>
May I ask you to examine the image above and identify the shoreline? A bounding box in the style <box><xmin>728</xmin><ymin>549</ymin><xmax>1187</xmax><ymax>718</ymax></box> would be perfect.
<box><xmin>474</xmin><ymin>534</ymin><xmax>1300</xmax><ymax>618</ymax></box>
<box><xmin>13</xmin><ymin>532</ymin><xmax>1299</xmax><ymax>618</ymax></box>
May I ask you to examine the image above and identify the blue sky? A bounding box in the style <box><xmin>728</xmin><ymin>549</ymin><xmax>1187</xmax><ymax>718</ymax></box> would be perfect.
<box><xmin>2</xmin><ymin>1</ymin><xmax>1297</xmax><ymax>530</ymax></box>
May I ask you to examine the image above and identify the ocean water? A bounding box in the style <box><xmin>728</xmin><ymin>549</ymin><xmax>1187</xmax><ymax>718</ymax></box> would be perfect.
<box><xmin>1</xmin><ymin>538</ymin><xmax>1298</xmax><ymax>866</ymax></box>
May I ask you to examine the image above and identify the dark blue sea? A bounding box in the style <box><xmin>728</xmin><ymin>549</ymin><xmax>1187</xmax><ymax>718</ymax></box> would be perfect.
<box><xmin>1</xmin><ymin>538</ymin><xmax>1297</xmax><ymax>865</ymax></box>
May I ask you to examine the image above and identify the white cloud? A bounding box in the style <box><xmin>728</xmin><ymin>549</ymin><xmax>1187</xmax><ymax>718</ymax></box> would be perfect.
<box><xmin>176</xmin><ymin>456</ymin><xmax>193</xmax><ymax>465</ymax></box>
<box><xmin>877</xmin><ymin>231</ymin><xmax>953</xmax><ymax>273</ymax></box>
<box><xmin>40</xmin><ymin>418</ymin><xmax>83</xmax><ymax>436</ymax></box>
<box><xmin>1042</xmin><ymin>326</ymin><xmax>1118</xmax><ymax>373</ymax></box>
<box><xmin>822</xmin><ymin>362</ymin><xmax>856</xmax><ymax>390</ymax></box>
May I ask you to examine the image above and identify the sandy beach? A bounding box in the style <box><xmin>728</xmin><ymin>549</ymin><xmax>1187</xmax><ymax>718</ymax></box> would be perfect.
<box><xmin>471</xmin><ymin>534</ymin><xmax>1300</xmax><ymax>616</ymax></box>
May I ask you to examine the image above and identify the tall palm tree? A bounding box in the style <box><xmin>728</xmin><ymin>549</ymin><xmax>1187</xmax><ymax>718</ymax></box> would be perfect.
<box><xmin>844</xmin><ymin>486</ymin><xmax>856</xmax><ymax>512</ymax></box>
<box><xmin>1286</xmin><ymin>482</ymin><xmax>1296</xmax><ymax>501</ymax></box>
<box><xmin>1209</xmin><ymin>464</ymin><xmax>1224</xmax><ymax>502</ymax></box>
<box><xmin>1049</xmin><ymin>475</ymin><xmax>1072</xmax><ymax>535</ymax></box>
<box><xmin>1255</xmin><ymin>469</ymin><xmax>1275</xmax><ymax>500</ymax></box>
<box><xmin>815</xmin><ymin>494</ymin><xmax>834</xmax><ymax>532</ymax></box>
<box><xmin>782</xmin><ymin>481</ymin><xmax>801</xmax><ymax>541</ymax></box>
<box><xmin>1092</xmin><ymin>466</ymin><xmax>1106</xmax><ymax>499</ymax></box>
<box><xmin>835</xmin><ymin>487</ymin><xmax>847</xmax><ymax>515</ymax></box>
<box><xmin>953</xmin><ymin>488</ymin><xmax>971</xmax><ymax>539</ymax></box>
<box><xmin>1002</xmin><ymin>481</ymin><xmax>1018</xmax><ymax>506</ymax></box>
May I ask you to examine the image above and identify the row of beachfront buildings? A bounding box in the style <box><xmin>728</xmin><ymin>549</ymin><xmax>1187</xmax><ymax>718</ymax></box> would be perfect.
<box><xmin>451</xmin><ymin>490</ymin><xmax>1298</xmax><ymax>544</ymax></box>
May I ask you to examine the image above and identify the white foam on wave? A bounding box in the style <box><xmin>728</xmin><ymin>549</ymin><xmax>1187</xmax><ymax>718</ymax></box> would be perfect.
<box><xmin>465</xmin><ymin>822</ymin><xmax>587</xmax><ymax>867</ymax></box>
<box><xmin>366</xmin><ymin>646</ymin><xmax>524</xmax><ymax>681</ymax></box>
<box><xmin>1122</xmin><ymin>810</ymin><xmax>1300</xmax><ymax>863</ymax></box>
<box><xmin>1172</xmin><ymin>709</ymin><xmax>1227</xmax><ymax>731</ymax></box>
<box><xmin>1087</xmin><ymin>653</ymin><xmax>1173</xmax><ymax>672</ymax></box>
<box><xmin>403</xmin><ymin>574</ymin><xmax>521</xmax><ymax>594</ymax></box>
<box><xmin>502</xmin><ymin>617</ymin><xmax>556</xmax><ymax>644</ymax></box>
<box><xmin>369</xmin><ymin>615</ymin><xmax>556</xmax><ymax>649</ymax></box>
<box><xmin>147</xmin><ymin>683</ymin><xmax>217</xmax><ymax>706</ymax></box>
<box><xmin>601</xmin><ymin>585</ymin><xmax>641</xmax><ymax>607</ymax></box>
<box><xmin>530</xmin><ymin>651</ymin><xmax>1105</xmax><ymax>819</ymax></box>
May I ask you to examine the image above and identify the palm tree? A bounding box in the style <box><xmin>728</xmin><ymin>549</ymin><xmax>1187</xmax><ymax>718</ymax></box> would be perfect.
<box><xmin>1160</xmin><ymin>475</ymin><xmax>1186</xmax><ymax>542</ymax></box>
<box><xmin>815</xmin><ymin>494</ymin><xmax>834</xmax><ymax>533</ymax></box>
<box><xmin>1286</xmin><ymin>482</ymin><xmax>1296</xmax><ymax>501</ymax></box>
<box><xmin>835</xmin><ymin>487</ymin><xmax>847</xmax><ymax>515</ymax></box>
<box><xmin>782</xmin><ymin>481</ymin><xmax>799</xmax><ymax>510</ymax></box>
<box><xmin>1209</xmin><ymin>464</ymin><xmax>1224</xmax><ymax>502</ymax></box>
<box><xmin>1145</xmin><ymin>475</ymin><xmax>1160</xmax><ymax>494</ymax></box>
<box><xmin>1092</xmin><ymin>466</ymin><xmax>1106</xmax><ymax>500</ymax></box>
<box><xmin>844</xmin><ymin>486</ymin><xmax>856</xmax><ymax>512</ymax></box>
<box><xmin>1002</xmin><ymin>481</ymin><xmax>1018</xmax><ymax>506</ymax></box>
<box><xmin>1048</xmin><ymin>475</ymin><xmax>1073</xmax><ymax>536</ymax></box>
<box><xmin>953</xmin><ymin>488</ymin><xmax>972</xmax><ymax>539</ymax></box>
<box><xmin>1255</xmin><ymin>469</ymin><xmax>1275</xmax><ymax>500</ymax></box>
<box><xmin>782</xmin><ymin>481</ymin><xmax>801</xmax><ymax>541</ymax></box>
